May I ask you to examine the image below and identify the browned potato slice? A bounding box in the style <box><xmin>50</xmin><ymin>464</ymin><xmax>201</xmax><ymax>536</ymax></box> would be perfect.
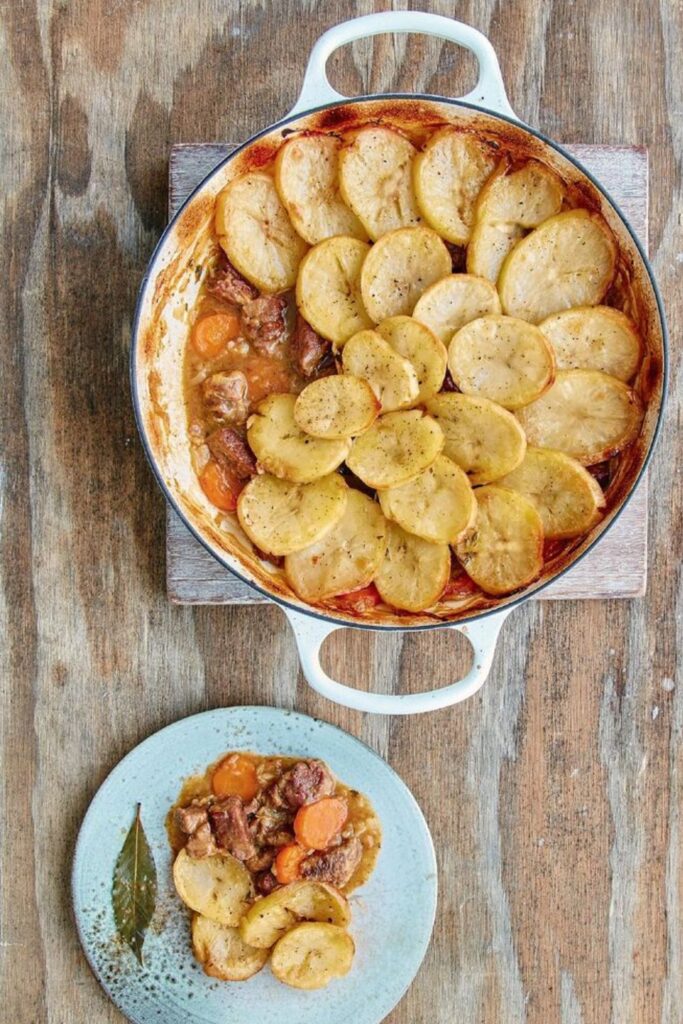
<box><xmin>375</xmin><ymin>521</ymin><xmax>450</xmax><ymax>611</ymax></box>
<box><xmin>515</xmin><ymin>369</ymin><xmax>643</xmax><ymax>465</ymax></box>
<box><xmin>539</xmin><ymin>306</ymin><xmax>643</xmax><ymax>381</ymax></box>
<box><xmin>274</xmin><ymin>133</ymin><xmax>367</xmax><ymax>244</ymax></box>
<box><xmin>342</xmin><ymin>330</ymin><xmax>419</xmax><ymax>411</ymax></box>
<box><xmin>285</xmin><ymin>490</ymin><xmax>387</xmax><ymax>601</ymax></box>
<box><xmin>237</xmin><ymin>473</ymin><xmax>348</xmax><ymax>556</ymax></box>
<box><xmin>294</xmin><ymin>375</ymin><xmax>380</xmax><ymax>439</ymax></box>
<box><xmin>346</xmin><ymin>410</ymin><xmax>444</xmax><ymax>489</ymax></box>
<box><xmin>498</xmin><ymin>209</ymin><xmax>617</xmax><ymax>323</ymax></box>
<box><xmin>425</xmin><ymin>393</ymin><xmax>527</xmax><ymax>485</ymax></box>
<box><xmin>239</xmin><ymin>881</ymin><xmax>350</xmax><ymax>949</ymax></box>
<box><xmin>215</xmin><ymin>171</ymin><xmax>308</xmax><ymax>293</ymax></box>
<box><xmin>412</xmin><ymin>274</ymin><xmax>502</xmax><ymax>344</ymax></box>
<box><xmin>379</xmin><ymin>454</ymin><xmax>476</xmax><ymax>544</ymax></box>
<box><xmin>376</xmin><ymin>316</ymin><xmax>447</xmax><ymax>402</ymax></box>
<box><xmin>455</xmin><ymin>485</ymin><xmax>544</xmax><ymax>595</ymax></box>
<box><xmin>413</xmin><ymin>127</ymin><xmax>497</xmax><ymax>244</ymax></box>
<box><xmin>498</xmin><ymin>447</ymin><xmax>605</xmax><ymax>539</ymax></box>
<box><xmin>296</xmin><ymin>236</ymin><xmax>374</xmax><ymax>345</ymax></box>
<box><xmin>448</xmin><ymin>315</ymin><xmax>555</xmax><ymax>409</ymax></box>
<box><xmin>191</xmin><ymin>915</ymin><xmax>269</xmax><ymax>981</ymax></box>
<box><xmin>270</xmin><ymin>922</ymin><xmax>355</xmax><ymax>990</ymax></box>
<box><xmin>338</xmin><ymin>126</ymin><xmax>421</xmax><ymax>240</ymax></box>
<box><xmin>360</xmin><ymin>226</ymin><xmax>452</xmax><ymax>322</ymax></box>
<box><xmin>172</xmin><ymin>848</ymin><xmax>253</xmax><ymax>926</ymax></box>
<box><xmin>247</xmin><ymin>394</ymin><xmax>349</xmax><ymax>482</ymax></box>
<box><xmin>467</xmin><ymin>160</ymin><xmax>564</xmax><ymax>282</ymax></box>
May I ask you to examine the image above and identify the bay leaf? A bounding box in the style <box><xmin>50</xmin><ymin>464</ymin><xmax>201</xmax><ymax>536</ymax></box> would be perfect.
<box><xmin>112</xmin><ymin>803</ymin><xmax>157</xmax><ymax>965</ymax></box>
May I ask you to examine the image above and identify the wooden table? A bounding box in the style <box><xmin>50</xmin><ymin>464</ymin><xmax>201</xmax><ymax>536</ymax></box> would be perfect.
<box><xmin>2</xmin><ymin>3</ymin><xmax>680</xmax><ymax>1023</ymax></box>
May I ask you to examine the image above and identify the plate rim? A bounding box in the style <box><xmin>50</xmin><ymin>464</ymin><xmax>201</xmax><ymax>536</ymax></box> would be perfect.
<box><xmin>71</xmin><ymin>705</ymin><xmax>438</xmax><ymax>1024</ymax></box>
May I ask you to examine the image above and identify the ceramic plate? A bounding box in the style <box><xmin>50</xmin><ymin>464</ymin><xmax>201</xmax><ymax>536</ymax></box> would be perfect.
<box><xmin>72</xmin><ymin>706</ymin><xmax>437</xmax><ymax>1024</ymax></box>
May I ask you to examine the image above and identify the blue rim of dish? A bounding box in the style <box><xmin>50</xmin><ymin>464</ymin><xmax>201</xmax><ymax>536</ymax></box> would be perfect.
<box><xmin>71</xmin><ymin>705</ymin><xmax>438</xmax><ymax>1024</ymax></box>
<box><xmin>129</xmin><ymin>93</ymin><xmax>669</xmax><ymax>633</ymax></box>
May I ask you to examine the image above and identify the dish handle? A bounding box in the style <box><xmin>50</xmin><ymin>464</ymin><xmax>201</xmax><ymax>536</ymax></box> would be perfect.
<box><xmin>287</xmin><ymin>11</ymin><xmax>519</xmax><ymax>121</ymax></box>
<box><xmin>282</xmin><ymin>606</ymin><xmax>512</xmax><ymax>715</ymax></box>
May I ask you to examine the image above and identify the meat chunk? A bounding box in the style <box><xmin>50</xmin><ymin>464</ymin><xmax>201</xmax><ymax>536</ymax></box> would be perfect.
<box><xmin>445</xmin><ymin>241</ymin><xmax>466</xmax><ymax>273</ymax></box>
<box><xmin>186</xmin><ymin>821</ymin><xmax>218</xmax><ymax>859</ymax></box>
<box><xmin>245</xmin><ymin>847</ymin><xmax>276</xmax><ymax>873</ymax></box>
<box><xmin>209</xmin><ymin>796</ymin><xmax>257</xmax><ymax>862</ymax></box>
<box><xmin>209</xmin><ymin>257</ymin><xmax>258</xmax><ymax>306</ymax></box>
<box><xmin>207</xmin><ymin>427</ymin><xmax>257</xmax><ymax>479</ymax></box>
<box><xmin>255</xmin><ymin>870</ymin><xmax>279</xmax><ymax>895</ymax></box>
<box><xmin>202</xmin><ymin>370</ymin><xmax>250</xmax><ymax>425</ymax></box>
<box><xmin>241</xmin><ymin>295</ymin><xmax>287</xmax><ymax>355</ymax></box>
<box><xmin>175</xmin><ymin>803</ymin><xmax>209</xmax><ymax>835</ymax></box>
<box><xmin>301</xmin><ymin>836</ymin><xmax>362</xmax><ymax>888</ymax></box>
<box><xmin>290</xmin><ymin>313</ymin><xmax>330</xmax><ymax>377</ymax></box>
<box><xmin>268</xmin><ymin>760</ymin><xmax>335</xmax><ymax>811</ymax></box>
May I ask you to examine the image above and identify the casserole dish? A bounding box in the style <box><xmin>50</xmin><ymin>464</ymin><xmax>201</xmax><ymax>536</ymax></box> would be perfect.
<box><xmin>131</xmin><ymin>11</ymin><xmax>666</xmax><ymax>715</ymax></box>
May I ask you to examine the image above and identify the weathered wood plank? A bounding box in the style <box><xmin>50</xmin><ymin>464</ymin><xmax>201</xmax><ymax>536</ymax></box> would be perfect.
<box><xmin>166</xmin><ymin>143</ymin><xmax>649</xmax><ymax>604</ymax></box>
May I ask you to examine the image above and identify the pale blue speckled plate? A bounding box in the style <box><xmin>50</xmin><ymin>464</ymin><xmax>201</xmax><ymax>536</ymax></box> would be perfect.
<box><xmin>72</xmin><ymin>706</ymin><xmax>437</xmax><ymax>1024</ymax></box>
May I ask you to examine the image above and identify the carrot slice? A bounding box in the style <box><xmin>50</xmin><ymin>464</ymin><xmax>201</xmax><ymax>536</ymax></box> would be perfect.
<box><xmin>294</xmin><ymin>797</ymin><xmax>348</xmax><ymax>850</ymax></box>
<box><xmin>191</xmin><ymin>312</ymin><xmax>241</xmax><ymax>359</ymax></box>
<box><xmin>212</xmin><ymin>753</ymin><xmax>259</xmax><ymax>801</ymax></box>
<box><xmin>274</xmin><ymin>844</ymin><xmax>309</xmax><ymax>885</ymax></box>
<box><xmin>199</xmin><ymin>460</ymin><xmax>240</xmax><ymax>512</ymax></box>
<box><xmin>331</xmin><ymin>583</ymin><xmax>381</xmax><ymax>614</ymax></box>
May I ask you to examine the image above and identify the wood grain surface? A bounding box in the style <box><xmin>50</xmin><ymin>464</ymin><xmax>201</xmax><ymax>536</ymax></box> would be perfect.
<box><xmin>1</xmin><ymin>3</ymin><xmax>680</xmax><ymax>1023</ymax></box>
<box><xmin>166</xmin><ymin>142</ymin><xmax>648</xmax><ymax>604</ymax></box>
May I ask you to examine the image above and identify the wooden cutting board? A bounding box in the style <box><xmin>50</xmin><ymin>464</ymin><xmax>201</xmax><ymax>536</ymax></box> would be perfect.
<box><xmin>166</xmin><ymin>142</ymin><xmax>648</xmax><ymax>605</ymax></box>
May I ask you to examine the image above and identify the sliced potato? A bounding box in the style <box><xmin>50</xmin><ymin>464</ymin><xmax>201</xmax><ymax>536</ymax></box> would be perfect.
<box><xmin>294</xmin><ymin>375</ymin><xmax>379</xmax><ymax>439</ymax></box>
<box><xmin>239</xmin><ymin>881</ymin><xmax>350</xmax><ymax>949</ymax></box>
<box><xmin>296</xmin><ymin>236</ymin><xmax>373</xmax><ymax>345</ymax></box>
<box><xmin>412</xmin><ymin>274</ymin><xmax>502</xmax><ymax>344</ymax></box>
<box><xmin>271</xmin><ymin>922</ymin><xmax>355</xmax><ymax>990</ymax></box>
<box><xmin>376</xmin><ymin>316</ymin><xmax>447</xmax><ymax>402</ymax></box>
<box><xmin>425</xmin><ymin>393</ymin><xmax>527</xmax><ymax>485</ymax></box>
<box><xmin>539</xmin><ymin>305</ymin><xmax>643</xmax><ymax>381</ymax></box>
<box><xmin>172</xmin><ymin>848</ymin><xmax>253</xmax><ymax>926</ymax></box>
<box><xmin>215</xmin><ymin>171</ymin><xmax>307</xmax><ymax>293</ymax></box>
<box><xmin>448</xmin><ymin>315</ymin><xmax>555</xmax><ymax>409</ymax></box>
<box><xmin>341</xmin><ymin>330</ymin><xmax>420</xmax><ymax>412</ymax></box>
<box><xmin>498</xmin><ymin>209</ymin><xmax>617</xmax><ymax>323</ymax></box>
<box><xmin>467</xmin><ymin>160</ymin><xmax>564</xmax><ymax>282</ymax></box>
<box><xmin>375</xmin><ymin>521</ymin><xmax>450</xmax><ymax>611</ymax></box>
<box><xmin>454</xmin><ymin>485</ymin><xmax>544</xmax><ymax>596</ymax></box>
<box><xmin>379</xmin><ymin>454</ymin><xmax>476</xmax><ymax>545</ymax></box>
<box><xmin>516</xmin><ymin>369</ymin><xmax>643</xmax><ymax>465</ymax></box>
<box><xmin>191</xmin><ymin>915</ymin><xmax>269</xmax><ymax>981</ymax></box>
<box><xmin>274</xmin><ymin>133</ymin><xmax>367</xmax><ymax>244</ymax></box>
<box><xmin>346</xmin><ymin>410</ymin><xmax>444</xmax><ymax>489</ymax></box>
<box><xmin>247</xmin><ymin>394</ymin><xmax>349</xmax><ymax>482</ymax></box>
<box><xmin>413</xmin><ymin>127</ymin><xmax>497</xmax><ymax>244</ymax></box>
<box><xmin>285</xmin><ymin>490</ymin><xmax>387</xmax><ymax>601</ymax></box>
<box><xmin>499</xmin><ymin>447</ymin><xmax>605</xmax><ymax>539</ymax></box>
<box><xmin>237</xmin><ymin>473</ymin><xmax>348</xmax><ymax>556</ymax></box>
<box><xmin>338</xmin><ymin>126</ymin><xmax>421</xmax><ymax>240</ymax></box>
<box><xmin>360</xmin><ymin>226</ymin><xmax>452</xmax><ymax>323</ymax></box>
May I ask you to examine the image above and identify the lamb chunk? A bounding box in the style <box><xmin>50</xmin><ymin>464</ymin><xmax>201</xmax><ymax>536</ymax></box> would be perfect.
<box><xmin>209</xmin><ymin>257</ymin><xmax>258</xmax><ymax>305</ymax></box>
<box><xmin>241</xmin><ymin>295</ymin><xmax>287</xmax><ymax>355</ymax></box>
<box><xmin>202</xmin><ymin>370</ymin><xmax>250</xmax><ymax>425</ymax></box>
<box><xmin>268</xmin><ymin>760</ymin><xmax>335</xmax><ymax>811</ymax></box>
<box><xmin>245</xmin><ymin>847</ymin><xmax>276</xmax><ymax>873</ymax></box>
<box><xmin>209</xmin><ymin>796</ymin><xmax>257</xmax><ymax>862</ymax></box>
<box><xmin>290</xmin><ymin>313</ymin><xmax>330</xmax><ymax>377</ymax></box>
<box><xmin>186</xmin><ymin>821</ymin><xmax>218</xmax><ymax>859</ymax></box>
<box><xmin>175</xmin><ymin>803</ymin><xmax>209</xmax><ymax>835</ymax></box>
<box><xmin>445</xmin><ymin>241</ymin><xmax>466</xmax><ymax>273</ymax></box>
<box><xmin>207</xmin><ymin>427</ymin><xmax>257</xmax><ymax>479</ymax></box>
<box><xmin>301</xmin><ymin>836</ymin><xmax>362</xmax><ymax>888</ymax></box>
<box><xmin>255</xmin><ymin>870</ymin><xmax>279</xmax><ymax>896</ymax></box>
